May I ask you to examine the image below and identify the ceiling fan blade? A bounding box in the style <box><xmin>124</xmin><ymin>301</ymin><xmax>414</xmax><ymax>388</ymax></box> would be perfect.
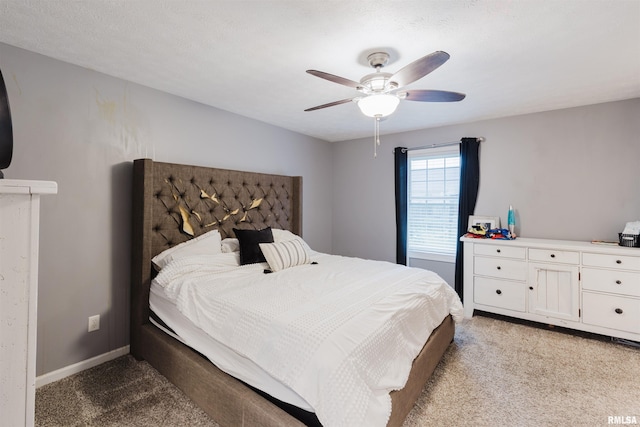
<box><xmin>304</xmin><ymin>98</ymin><xmax>354</xmax><ymax>112</ymax></box>
<box><xmin>306</xmin><ymin>70</ymin><xmax>361</xmax><ymax>89</ymax></box>
<box><xmin>390</xmin><ymin>51</ymin><xmax>450</xmax><ymax>88</ymax></box>
<box><xmin>402</xmin><ymin>89</ymin><xmax>466</xmax><ymax>102</ymax></box>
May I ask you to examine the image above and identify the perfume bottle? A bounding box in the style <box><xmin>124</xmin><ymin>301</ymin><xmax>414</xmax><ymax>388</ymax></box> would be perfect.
<box><xmin>508</xmin><ymin>205</ymin><xmax>515</xmax><ymax>236</ymax></box>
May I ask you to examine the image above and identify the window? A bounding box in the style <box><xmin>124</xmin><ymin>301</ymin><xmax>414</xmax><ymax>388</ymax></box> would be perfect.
<box><xmin>407</xmin><ymin>145</ymin><xmax>460</xmax><ymax>262</ymax></box>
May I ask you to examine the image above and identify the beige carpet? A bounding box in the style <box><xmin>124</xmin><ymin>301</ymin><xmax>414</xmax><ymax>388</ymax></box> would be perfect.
<box><xmin>36</xmin><ymin>315</ymin><xmax>640</xmax><ymax>426</ymax></box>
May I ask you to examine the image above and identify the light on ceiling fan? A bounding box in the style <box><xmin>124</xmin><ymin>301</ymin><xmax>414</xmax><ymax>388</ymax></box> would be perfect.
<box><xmin>356</xmin><ymin>94</ymin><xmax>401</xmax><ymax>157</ymax></box>
<box><xmin>357</xmin><ymin>94</ymin><xmax>400</xmax><ymax>118</ymax></box>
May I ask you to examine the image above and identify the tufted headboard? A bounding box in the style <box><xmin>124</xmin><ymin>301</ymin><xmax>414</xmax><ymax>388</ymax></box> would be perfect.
<box><xmin>130</xmin><ymin>158</ymin><xmax>302</xmax><ymax>355</ymax></box>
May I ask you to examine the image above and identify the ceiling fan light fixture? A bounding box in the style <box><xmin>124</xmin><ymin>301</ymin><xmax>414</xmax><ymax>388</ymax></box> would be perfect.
<box><xmin>304</xmin><ymin>50</ymin><xmax>464</xmax><ymax>157</ymax></box>
<box><xmin>357</xmin><ymin>94</ymin><xmax>400</xmax><ymax>118</ymax></box>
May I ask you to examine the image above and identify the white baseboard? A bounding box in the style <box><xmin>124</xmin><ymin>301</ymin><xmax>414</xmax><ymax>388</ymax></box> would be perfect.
<box><xmin>36</xmin><ymin>345</ymin><xmax>130</xmax><ymax>388</ymax></box>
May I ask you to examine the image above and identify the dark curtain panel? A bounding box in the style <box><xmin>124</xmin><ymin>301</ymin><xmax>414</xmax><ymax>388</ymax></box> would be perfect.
<box><xmin>394</xmin><ymin>147</ymin><xmax>408</xmax><ymax>265</ymax></box>
<box><xmin>454</xmin><ymin>138</ymin><xmax>481</xmax><ymax>299</ymax></box>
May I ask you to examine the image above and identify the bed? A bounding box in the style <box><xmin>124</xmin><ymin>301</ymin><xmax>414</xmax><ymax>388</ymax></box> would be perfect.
<box><xmin>130</xmin><ymin>158</ymin><xmax>461</xmax><ymax>427</ymax></box>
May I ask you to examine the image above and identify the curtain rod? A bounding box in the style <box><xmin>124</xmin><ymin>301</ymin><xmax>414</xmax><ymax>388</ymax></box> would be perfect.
<box><xmin>397</xmin><ymin>137</ymin><xmax>484</xmax><ymax>153</ymax></box>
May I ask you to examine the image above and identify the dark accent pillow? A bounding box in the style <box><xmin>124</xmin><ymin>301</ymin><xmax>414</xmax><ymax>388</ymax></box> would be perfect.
<box><xmin>233</xmin><ymin>227</ymin><xmax>274</xmax><ymax>265</ymax></box>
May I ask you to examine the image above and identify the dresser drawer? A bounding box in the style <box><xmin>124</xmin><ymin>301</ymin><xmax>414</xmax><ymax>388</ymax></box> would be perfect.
<box><xmin>474</xmin><ymin>244</ymin><xmax>526</xmax><ymax>259</ymax></box>
<box><xmin>582</xmin><ymin>292</ymin><xmax>640</xmax><ymax>334</ymax></box>
<box><xmin>529</xmin><ymin>248</ymin><xmax>579</xmax><ymax>264</ymax></box>
<box><xmin>582</xmin><ymin>252</ymin><xmax>640</xmax><ymax>271</ymax></box>
<box><xmin>474</xmin><ymin>257</ymin><xmax>527</xmax><ymax>281</ymax></box>
<box><xmin>581</xmin><ymin>268</ymin><xmax>640</xmax><ymax>297</ymax></box>
<box><xmin>474</xmin><ymin>277</ymin><xmax>526</xmax><ymax>312</ymax></box>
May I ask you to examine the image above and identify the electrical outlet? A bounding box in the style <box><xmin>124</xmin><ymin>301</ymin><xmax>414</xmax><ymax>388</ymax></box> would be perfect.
<box><xmin>88</xmin><ymin>315</ymin><xmax>100</xmax><ymax>332</ymax></box>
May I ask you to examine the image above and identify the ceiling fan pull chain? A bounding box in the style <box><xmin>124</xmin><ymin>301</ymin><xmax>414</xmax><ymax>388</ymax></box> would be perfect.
<box><xmin>374</xmin><ymin>116</ymin><xmax>381</xmax><ymax>157</ymax></box>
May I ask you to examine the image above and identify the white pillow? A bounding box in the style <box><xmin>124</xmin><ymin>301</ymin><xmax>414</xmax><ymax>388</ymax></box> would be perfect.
<box><xmin>259</xmin><ymin>239</ymin><xmax>310</xmax><ymax>272</ymax></box>
<box><xmin>272</xmin><ymin>229</ymin><xmax>299</xmax><ymax>242</ymax></box>
<box><xmin>152</xmin><ymin>229</ymin><xmax>222</xmax><ymax>270</ymax></box>
<box><xmin>272</xmin><ymin>229</ymin><xmax>313</xmax><ymax>253</ymax></box>
<box><xmin>221</xmin><ymin>238</ymin><xmax>240</xmax><ymax>253</ymax></box>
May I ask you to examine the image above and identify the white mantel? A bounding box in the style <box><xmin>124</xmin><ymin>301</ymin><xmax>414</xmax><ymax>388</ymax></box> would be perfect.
<box><xmin>0</xmin><ymin>179</ymin><xmax>57</xmax><ymax>427</ymax></box>
<box><xmin>0</xmin><ymin>178</ymin><xmax>57</xmax><ymax>195</ymax></box>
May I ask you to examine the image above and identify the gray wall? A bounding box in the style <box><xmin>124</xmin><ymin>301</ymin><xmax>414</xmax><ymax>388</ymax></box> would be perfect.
<box><xmin>0</xmin><ymin>43</ymin><xmax>333</xmax><ymax>376</ymax></box>
<box><xmin>332</xmin><ymin>98</ymin><xmax>640</xmax><ymax>285</ymax></box>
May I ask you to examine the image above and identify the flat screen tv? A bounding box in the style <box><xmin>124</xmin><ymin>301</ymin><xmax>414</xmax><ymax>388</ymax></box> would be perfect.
<box><xmin>0</xmin><ymin>69</ymin><xmax>13</xmax><ymax>179</ymax></box>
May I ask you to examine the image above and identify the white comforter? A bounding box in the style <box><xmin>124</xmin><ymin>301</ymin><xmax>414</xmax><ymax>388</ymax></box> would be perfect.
<box><xmin>154</xmin><ymin>252</ymin><xmax>463</xmax><ymax>427</ymax></box>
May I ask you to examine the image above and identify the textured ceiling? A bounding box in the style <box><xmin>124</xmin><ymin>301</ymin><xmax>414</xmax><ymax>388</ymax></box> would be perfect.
<box><xmin>0</xmin><ymin>0</ymin><xmax>639</xmax><ymax>142</ymax></box>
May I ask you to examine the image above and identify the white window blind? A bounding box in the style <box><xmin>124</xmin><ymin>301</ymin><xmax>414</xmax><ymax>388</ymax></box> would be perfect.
<box><xmin>407</xmin><ymin>146</ymin><xmax>460</xmax><ymax>261</ymax></box>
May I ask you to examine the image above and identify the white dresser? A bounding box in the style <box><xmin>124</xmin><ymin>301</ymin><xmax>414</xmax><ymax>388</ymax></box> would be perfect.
<box><xmin>462</xmin><ymin>237</ymin><xmax>640</xmax><ymax>342</ymax></box>
<box><xmin>0</xmin><ymin>179</ymin><xmax>57</xmax><ymax>427</ymax></box>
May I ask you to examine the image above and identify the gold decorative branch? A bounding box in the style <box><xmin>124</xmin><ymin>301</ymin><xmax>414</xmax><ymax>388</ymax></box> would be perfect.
<box><xmin>178</xmin><ymin>205</ymin><xmax>195</xmax><ymax>236</ymax></box>
<box><xmin>163</xmin><ymin>179</ymin><xmax>266</xmax><ymax>236</ymax></box>
<box><xmin>247</xmin><ymin>198</ymin><xmax>263</xmax><ymax>210</ymax></box>
<box><xmin>200</xmin><ymin>189</ymin><xmax>220</xmax><ymax>204</ymax></box>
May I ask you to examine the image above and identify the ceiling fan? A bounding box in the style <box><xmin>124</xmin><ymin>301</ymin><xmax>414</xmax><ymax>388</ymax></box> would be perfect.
<box><xmin>304</xmin><ymin>51</ymin><xmax>465</xmax><ymax>156</ymax></box>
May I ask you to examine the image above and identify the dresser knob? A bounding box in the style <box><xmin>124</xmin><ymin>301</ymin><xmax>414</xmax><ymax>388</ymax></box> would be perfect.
<box><xmin>496</xmin><ymin>289</ymin><xmax>502</xmax><ymax>295</ymax></box>
<box><xmin>529</xmin><ymin>286</ymin><xmax>534</xmax><ymax>290</ymax></box>
<box><xmin>496</xmin><ymin>249</ymin><xmax>501</xmax><ymax>253</ymax></box>
<box><xmin>615</xmin><ymin>308</ymin><xmax>623</xmax><ymax>314</ymax></box>
<box><xmin>550</xmin><ymin>254</ymin><xmax>555</xmax><ymax>258</ymax></box>
<box><xmin>497</xmin><ymin>266</ymin><xmax>501</xmax><ymax>270</ymax></box>
<box><xmin>616</xmin><ymin>280</ymin><xmax>622</xmax><ymax>285</ymax></box>
<box><xmin>616</xmin><ymin>260</ymin><xmax>622</xmax><ymax>264</ymax></box>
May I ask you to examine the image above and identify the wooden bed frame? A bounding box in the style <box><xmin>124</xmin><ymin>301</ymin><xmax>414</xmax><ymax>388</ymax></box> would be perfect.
<box><xmin>130</xmin><ymin>158</ymin><xmax>455</xmax><ymax>426</ymax></box>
